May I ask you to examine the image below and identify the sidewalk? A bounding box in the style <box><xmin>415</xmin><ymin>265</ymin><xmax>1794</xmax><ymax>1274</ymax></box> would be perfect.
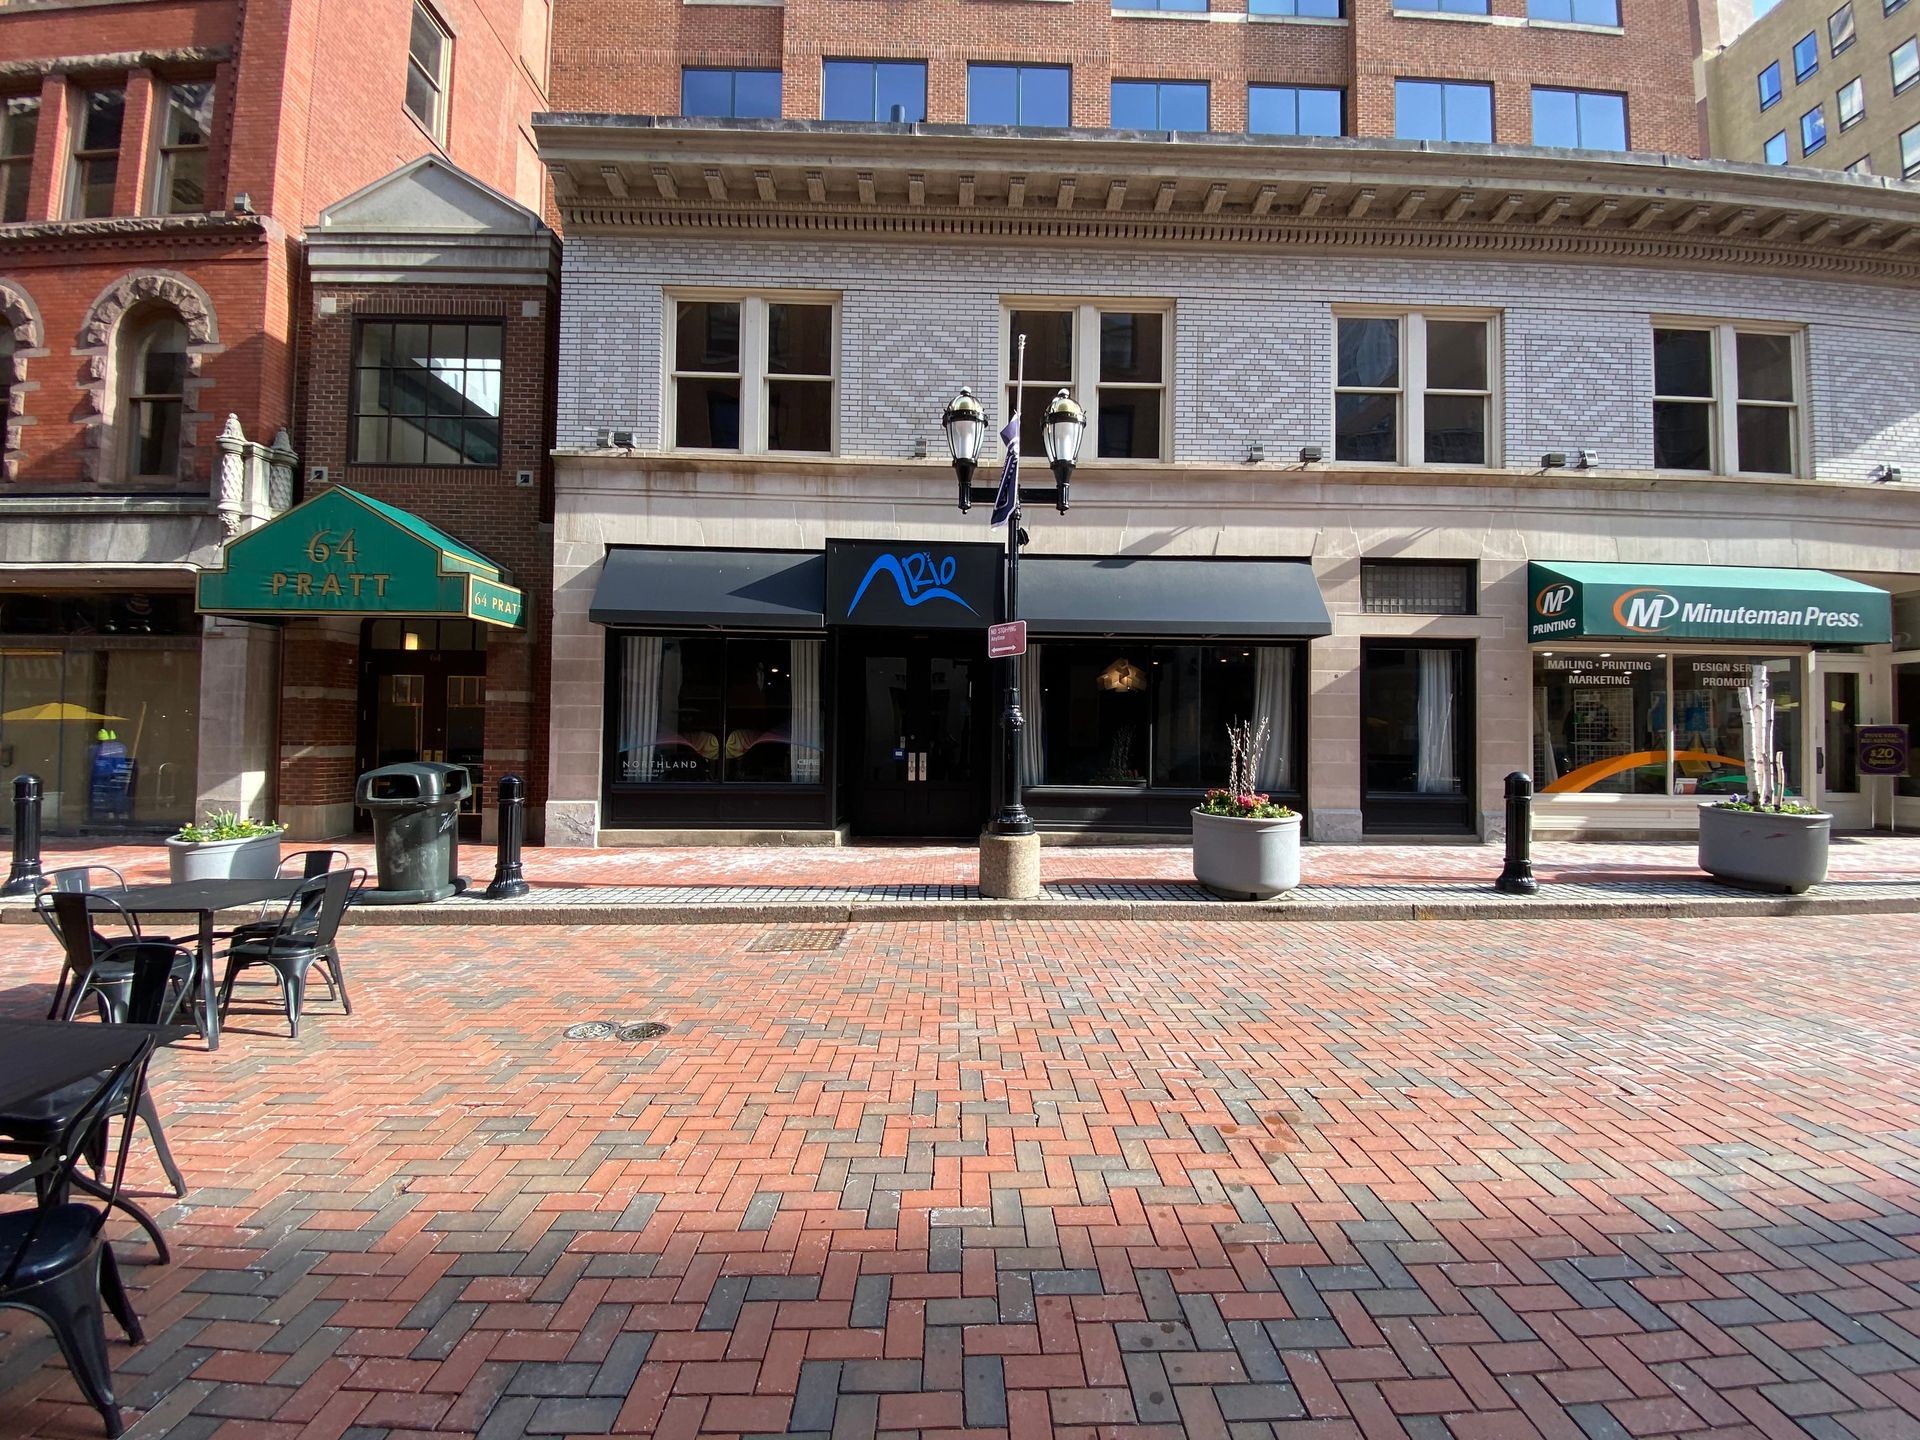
<box><xmin>11</xmin><ymin>834</ymin><xmax>1920</xmax><ymax>924</ymax></box>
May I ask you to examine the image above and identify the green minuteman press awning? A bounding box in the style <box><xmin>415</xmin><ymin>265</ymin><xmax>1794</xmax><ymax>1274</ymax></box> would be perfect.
<box><xmin>196</xmin><ymin>486</ymin><xmax>523</xmax><ymax>627</ymax></box>
<box><xmin>1527</xmin><ymin>561</ymin><xmax>1889</xmax><ymax>646</ymax></box>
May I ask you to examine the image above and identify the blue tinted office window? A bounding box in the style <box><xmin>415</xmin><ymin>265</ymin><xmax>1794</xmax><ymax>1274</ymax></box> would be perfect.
<box><xmin>1248</xmin><ymin>84</ymin><xmax>1344</xmax><ymax>136</ymax></box>
<box><xmin>1396</xmin><ymin>0</ymin><xmax>1490</xmax><ymax>12</ymax></box>
<box><xmin>1114</xmin><ymin>0</ymin><xmax>1207</xmax><ymax>11</ymax></box>
<box><xmin>1526</xmin><ymin>0</ymin><xmax>1619</xmax><ymax>20</ymax></box>
<box><xmin>1793</xmin><ymin>31</ymin><xmax>1819</xmax><ymax>80</ymax></box>
<box><xmin>823</xmin><ymin>60</ymin><xmax>927</xmax><ymax>122</ymax></box>
<box><xmin>1764</xmin><ymin>130</ymin><xmax>1789</xmax><ymax>163</ymax></box>
<box><xmin>681</xmin><ymin>68</ymin><xmax>782</xmax><ymax>119</ymax></box>
<box><xmin>968</xmin><ymin>64</ymin><xmax>1070</xmax><ymax>126</ymax></box>
<box><xmin>1248</xmin><ymin>0</ymin><xmax>1342</xmax><ymax>13</ymax></box>
<box><xmin>1758</xmin><ymin>61</ymin><xmax>1782</xmax><ymax>108</ymax></box>
<box><xmin>1801</xmin><ymin>102</ymin><xmax>1827</xmax><ymax>151</ymax></box>
<box><xmin>1394</xmin><ymin>79</ymin><xmax>1493</xmax><ymax>142</ymax></box>
<box><xmin>1110</xmin><ymin>80</ymin><xmax>1209</xmax><ymax>130</ymax></box>
<box><xmin>1530</xmin><ymin>88</ymin><xmax>1627</xmax><ymax>150</ymax></box>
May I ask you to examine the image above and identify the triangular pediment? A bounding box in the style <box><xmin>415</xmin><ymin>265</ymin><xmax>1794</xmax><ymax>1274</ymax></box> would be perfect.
<box><xmin>318</xmin><ymin>154</ymin><xmax>545</xmax><ymax>237</ymax></box>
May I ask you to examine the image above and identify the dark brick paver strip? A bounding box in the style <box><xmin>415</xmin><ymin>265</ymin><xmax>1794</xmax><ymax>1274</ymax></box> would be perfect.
<box><xmin>1</xmin><ymin>914</ymin><xmax>1916</xmax><ymax>1439</ymax></box>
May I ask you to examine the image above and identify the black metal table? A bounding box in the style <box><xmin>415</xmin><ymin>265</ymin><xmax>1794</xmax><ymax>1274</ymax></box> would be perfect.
<box><xmin>0</xmin><ymin>1017</ymin><xmax>153</xmax><ymax>1115</ymax></box>
<box><xmin>86</xmin><ymin>881</ymin><xmax>302</xmax><ymax>1051</ymax></box>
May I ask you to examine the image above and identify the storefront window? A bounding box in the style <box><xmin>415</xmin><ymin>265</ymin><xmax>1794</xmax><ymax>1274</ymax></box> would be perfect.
<box><xmin>1895</xmin><ymin>661</ymin><xmax>1920</xmax><ymax>798</ymax></box>
<box><xmin>1033</xmin><ymin>642</ymin><xmax>1297</xmax><ymax>792</ymax></box>
<box><xmin>1534</xmin><ymin>654</ymin><xmax>1667</xmax><ymax>794</ymax></box>
<box><xmin>1534</xmin><ymin>652</ymin><xmax>1804</xmax><ymax>797</ymax></box>
<box><xmin>613</xmin><ymin>635</ymin><xmax>822</xmax><ymax>784</ymax></box>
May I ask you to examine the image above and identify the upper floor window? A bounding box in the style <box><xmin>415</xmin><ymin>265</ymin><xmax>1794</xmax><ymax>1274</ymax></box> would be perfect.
<box><xmin>1892</xmin><ymin>0</ymin><xmax>1911</xmax><ymax>12</ymax></box>
<box><xmin>681</xmin><ymin>68</ymin><xmax>781</xmax><ymax>119</ymax></box>
<box><xmin>1830</xmin><ymin>3</ymin><xmax>1857</xmax><ymax>53</ymax></box>
<box><xmin>1758</xmin><ymin>61</ymin><xmax>1783</xmax><ymax>109</ymax></box>
<box><xmin>1801</xmin><ymin>102</ymin><xmax>1828</xmax><ymax>152</ymax></box>
<box><xmin>1397</xmin><ymin>0</ymin><xmax>1490</xmax><ymax>13</ymax></box>
<box><xmin>1114</xmin><ymin>0</ymin><xmax>1207</xmax><ymax>11</ymax></box>
<box><xmin>123</xmin><ymin>308</ymin><xmax>187</xmax><ymax>479</ymax></box>
<box><xmin>1764</xmin><ymin>130</ymin><xmax>1789</xmax><ymax>163</ymax></box>
<box><xmin>1651</xmin><ymin>324</ymin><xmax>1800</xmax><ymax>477</ymax></box>
<box><xmin>1527</xmin><ymin>0</ymin><xmax>1619</xmax><ymax>21</ymax></box>
<box><xmin>1903</xmin><ymin>120</ymin><xmax>1920</xmax><ymax>176</ymax></box>
<box><xmin>968</xmin><ymin>64</ymin><xmax>1070</xmax><ymax>127</ymax></box>
<box><xmin>1531</xmin><ymin>87</ymin><xmax>1627</xmax><ymax>149</ymax></box>
<box><xmin>1395</xmin><ymin>79</ymin><xmax>1493</xmax><ymax>142</ymax></box>
<box><xmin>1334</xmin><ymin>313</ymin><xmax>1497</xmax><ymax>467</ymax></box>
<box><xmin>1248</xmin><ymin>84</ymin><xmax>1344</xmax><ymax>136</ymax></box>
<box><xmin>1110</xmin><ymin>80</ymin><xmax>1208</xmax><ymax>129</ymax></box>
<box><xmin>1004</xmin><ymin>305</ymin><xmax>1168</xmax><ymax>461</ymax></box>
<box><xmin>353</xmin><ymin>321</ymin><xmax>503</xmax><ymax>466</ymax></box>
<box><xmin>68</xmin><ymin>87</ymin><xmax>124</xmax><ymax>220</ymax></box>
<box><xmin>1845</xmin><ymin>152</ymin><xmax>1873</xmax><ymax>172</ymax></box>
<box><xmin>406</xmin><ymin>1</ymin><xmax>452</xmax><ymax>144</ymax></box>
<box><xmin>670</xmin><ymin>296</ymin><xmax>834</xmax><ymax>454</ymax></box>
<box><xmin>154</xmin><ymin>82</ymin><xmax>213</xmax><ymax>215</ymax></box>
<box><xmin>1894</xmin><ymin>37</ymin><xmax>1919</xmax><ymax>92</ymax></box>
<box><xmin>1249</xmin><ymin>0</ymin><xmax>1342</xmax><ymax>13</ymax></box>
<box><xmin>1838</xmin><ymin>75</ymin><xmax>1865</xmax><ymax>126</ymax></box>
<box><xmin>822</xmin><ymin>60</ymin><xmax>926</xmax><ymax>122</ymax></box>
<box><xmin>1</xmin><ymin>97</ymin><xmax>37</xmax><ymax>223</ymax></box>
<box><xmin>1793</xmin><ymin>31</ymin><xmax>1820</xmax><ymax>81</ymax></box>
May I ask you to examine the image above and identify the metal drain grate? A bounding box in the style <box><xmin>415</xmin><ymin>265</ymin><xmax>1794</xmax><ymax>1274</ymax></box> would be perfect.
<box><xmin>746</xmin><ymin>927</ymin><xmax>848</xmax><ymax>954</ymax></box>
<box><xmin>564</xmin><ymin>1020</ymin><xmax>672</xmax><ymax>1042</ymax></box>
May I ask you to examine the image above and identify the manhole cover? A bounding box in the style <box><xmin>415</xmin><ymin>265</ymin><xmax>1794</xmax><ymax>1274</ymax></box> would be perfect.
<box><xmin>564</xmin><ymin>1020</ymin><xmax>671</xmax><ymax>1042</ymax></box>
<box><xmin>747</xmin><ymin>927</ymin><xmax>848</xmax><ymax>953</ymax></box>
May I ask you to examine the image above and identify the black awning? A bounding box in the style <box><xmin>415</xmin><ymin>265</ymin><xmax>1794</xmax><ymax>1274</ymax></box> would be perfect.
<box><xmin>1024</xmin><ymin>557</ymin><xmax>1330</xmax><ymax>638</ymax></box>
<box><xmin>589</xmin><ymin>547</ymin><xmax>826</xmax><ymax>629</ymax></box>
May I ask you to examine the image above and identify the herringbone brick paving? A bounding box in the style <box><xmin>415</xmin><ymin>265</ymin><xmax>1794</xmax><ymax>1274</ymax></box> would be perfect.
<box><xmin>1</xmin><ymin>914</ymin><xmax>1917</xmax><ymax>1440</ymax></box>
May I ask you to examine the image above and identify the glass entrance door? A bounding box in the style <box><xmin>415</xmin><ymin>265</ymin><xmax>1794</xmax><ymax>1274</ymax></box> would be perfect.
<box><xmin>357</xmin><ymin>620</ymin><xmax>487</xmax><ymax>833</ymax></box>
<box><xmin>1818</xmin><ymin>660</ymin><xmax>1879</xmax><ymax>829</ymax></box>
<box><xmin>845</xmin><ymin>643</ymin><xmax>987</xmax><ymax>838</ymax></box>
<box><xmin>1361</xmin><ymin>642</ymin><xmax>1474</xmax><ymax>834</ymax></box>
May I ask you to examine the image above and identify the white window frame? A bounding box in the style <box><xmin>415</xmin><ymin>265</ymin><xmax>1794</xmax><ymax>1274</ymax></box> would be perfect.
<box><xmin>151</xmin><ymin>80</ymin><xmax>213</xmax><ymax>216</ymax></box>
<box><xmin>406</xmin><ymin>0</ymin><xmax>453</xmax><ymax>145</ymax></box>
<box><xmin>1838</xmin><ymin>75</ymin><xmax>1865</xmax><ymax>128</ymax></box>
<box><xmin>1649</xmin><ymin>319</ymin><xmax>1806</xmax><ymax>478</ymax></box>
<box><xmin>665</xmin><ymin>290</ymin><xmax>840</xmax><ymax>456</ymax></box>
<box><xmin>997</xmin><ymin>299</ymin><xmax>1174</xmax><ymax>462</ymax></box>
<box><xmin>1330</xmin><ymin>307</ymin><xmax>1503</xmax><ymax>469</ymax></box>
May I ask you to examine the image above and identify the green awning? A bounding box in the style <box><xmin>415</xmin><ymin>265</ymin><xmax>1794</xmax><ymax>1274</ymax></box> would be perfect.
<box><xmin>1528</xmin><ymin>562</ymin><xmax>1889</xmax><ymax>646</ymax></box>
<box><xmin>196</xmin><ymin>486</ymin><xmax>523</xmax><ymax>627</ymax></box>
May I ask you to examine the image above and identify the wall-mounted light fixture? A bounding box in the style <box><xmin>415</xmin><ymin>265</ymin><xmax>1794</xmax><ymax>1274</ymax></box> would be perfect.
<box><xmin>1573</xmin><ymin>450</ymin><xmax>1600</xmax><ymax>469</ymax></box>
<box><xmin>1298</xmin><ymin>445</ymin><xmax>1324</xmax><ymax>464</ymax></box>
<box><xmin>1246</xmin><ymin>442</ymin><xmax>1264</xmax><ymax>464</ymax></box>
<box><xmin>1540</xmin><ymin>451</ymin><xmax>1568</xmax><ymax>470</ymax></box>
<box><xmin>1871</xmin><ymin>462</ymin><xmax>1904</xmax><ymax>482</ymax></box>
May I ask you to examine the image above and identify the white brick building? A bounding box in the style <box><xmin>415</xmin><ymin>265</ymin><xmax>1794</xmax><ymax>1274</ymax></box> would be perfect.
<box><xmin>536</xmin><ymin>120</ymin><xmax>1920</xmax><ymax>844</ymax></box>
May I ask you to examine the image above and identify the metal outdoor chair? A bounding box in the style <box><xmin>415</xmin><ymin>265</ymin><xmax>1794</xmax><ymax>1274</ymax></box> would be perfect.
<box><xmin>219</xmin><ymin>867</ymin><xmax>361</xmax><ymax>1039</ymax></box>
<box><xmin>0</xmin><ymin>1025</ymin><xmax>160</xmax><ymax>1437</ymax></box>
<box><xmin>223</xmin><ymin>850</ymin><xmax>356</xmax><ymax>955</ymax></box>
<box><xmin>0</xmin><ymin>940</ymin><xmax>195</xmax><ymax>1261</ymax></box>
<box><xmin>37</xmin><ymin>891</ymin><xmax>144</xmax><ymax>1025</ymax></box>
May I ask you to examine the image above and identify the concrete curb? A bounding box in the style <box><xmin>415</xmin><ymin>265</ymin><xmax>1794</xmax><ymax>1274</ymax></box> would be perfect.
<box><xmin>4</xmin><ymin>891</ymin><xmax>1914</xmax><ymax>928</ymax></box>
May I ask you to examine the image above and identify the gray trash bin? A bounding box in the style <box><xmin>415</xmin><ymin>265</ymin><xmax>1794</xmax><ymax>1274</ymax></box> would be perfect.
<box><xmin>354</xmin><ymin>762</ymin><xmax>472</xmax><ymax>904</ymax></box>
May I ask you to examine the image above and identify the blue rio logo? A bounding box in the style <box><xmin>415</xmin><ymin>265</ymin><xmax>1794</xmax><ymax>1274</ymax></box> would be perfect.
<box><xmin>847</xmin><ymin>551</ymin><xmax>976</xmax><ymax>616</ymax></box>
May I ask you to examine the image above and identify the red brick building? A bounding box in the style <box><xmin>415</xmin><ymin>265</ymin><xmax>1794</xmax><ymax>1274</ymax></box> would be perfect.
<box><xmin>0</xmin><ymin>0</ymin><xmax>553</xmax><ymax>843</ymax></box>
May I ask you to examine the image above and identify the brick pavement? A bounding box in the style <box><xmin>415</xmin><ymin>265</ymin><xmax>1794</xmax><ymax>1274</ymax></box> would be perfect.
<box><xmin>1</xmin><ymin>914</ymin><xmax>1918</xmax><ymax>1439</ymax></box>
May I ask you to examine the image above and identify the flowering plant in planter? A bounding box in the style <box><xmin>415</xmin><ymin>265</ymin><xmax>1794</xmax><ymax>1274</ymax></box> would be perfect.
<box><xmin>1198</xmin><ymin>788</ymin><xmax>1295</xmax><ymax>820</ymax></box>
<box><xmin>172</xmin><ymin>810</ymin><xmax>285</xmax><ymax>843</ymax></box>
<box><xmin>167</xmin><ymin>810</ymin><xmax>285</xmax><ymax>882</ymax></box>
<box><xmin>1698</xmin><ymin>664</ymin><xmax>1830</xmax><ymax>894</ymax></box>
<box><xmin>1191</xmin><ymin>718</ymin><xmax>1302</xmax><ymax>899</ymax></box>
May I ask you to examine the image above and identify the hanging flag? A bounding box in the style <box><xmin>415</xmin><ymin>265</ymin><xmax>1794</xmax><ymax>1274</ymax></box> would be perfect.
<box><xmin>990</xmin><ymin>412</ymin><xmax>1019</xmax><ymax>527</ymax></box>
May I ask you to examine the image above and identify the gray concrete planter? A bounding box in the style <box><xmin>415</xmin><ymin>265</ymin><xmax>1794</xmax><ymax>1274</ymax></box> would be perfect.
<box><xmin>1697</xmin><ymin>804</ymin><xmax>1830</xmax><ymax>895</ymax></box>
<box><xmin>166</xmin><ymin>832</ymin><xmax>283</xmax><ymax>883</ymax></box>
<box><xmin>1191</xmin><ymin>808</ymin><xmax>1301</xmax><ymax>900</ymax></box>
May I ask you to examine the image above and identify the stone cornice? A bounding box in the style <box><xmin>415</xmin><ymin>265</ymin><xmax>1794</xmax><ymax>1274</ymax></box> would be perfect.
<box><xmin>0</xmin><ymin>213</ymin><xmax>269</xmax><ymax>254</ymax></box>
<box><xmin>534</xmin><ymin>117</ymin><xmax>1920</xmax><ymax>282</ymax></box>
<box><xmin>0</xmin><ymin>46</ymin><xmax>231</xmax><ymax>82</ymax></box>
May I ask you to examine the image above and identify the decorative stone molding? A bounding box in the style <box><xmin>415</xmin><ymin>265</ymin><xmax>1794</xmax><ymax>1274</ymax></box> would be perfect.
<box><xmin>73</xmin><ymin>270</ymin><xmax>222</xmax><ymax>488</ymax></box>
<box><xmin>0</xmin><ymin>215</ymin><xmax>267</xmax><ymax>249</ymax></box>
<box><xmin>0</xmin><ymin>281</ymin><xmax>45</xmax><ymax>484</ymax></box>
<box><xmin>0</xmin><ymin>47</ymin><xmax>230</xmax><ymax>84</ymax></box>
<box><xmin>213</xmin><ymin>414</ymin><xmax>296</xmax><ymax>535</ymax></box>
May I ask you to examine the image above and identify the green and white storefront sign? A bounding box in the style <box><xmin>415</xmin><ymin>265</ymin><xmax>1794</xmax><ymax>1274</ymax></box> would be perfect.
<box><xmin>1527</xmin><ymin>562</ymin><xmax>1890</xmax><ymax>647</ymax></box>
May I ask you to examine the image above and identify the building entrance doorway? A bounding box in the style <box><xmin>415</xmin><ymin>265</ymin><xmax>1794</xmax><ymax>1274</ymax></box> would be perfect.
<box><xmin>355</xmin><ymin>619</ymin><xmax>486</xmax><ymax>835</ymax></box>
<box><xmin>841</xmin><ymin>634</ymin><xmax>989</xmax><ymax>838</ymax></box>
<box><xmin>1817</xmin><ymin>656</ymin><xmax>1882</xmax><ymax>830</ymax></box>
<box><xmin>1361</xmin><ymin>641</ymin><xmax>1475</xmax><ymax>834</ymax></box>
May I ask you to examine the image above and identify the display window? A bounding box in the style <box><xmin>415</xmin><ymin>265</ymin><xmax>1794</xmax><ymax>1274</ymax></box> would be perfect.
<box><xmin>1533</xmin><ymin>650</ymin><xmax>1803</xmax><ymax>797</ymax></box>
<box><xmin>612</xmin><ymin>635</ymin><xmax>824</xmax><ymax>786</ymax></box>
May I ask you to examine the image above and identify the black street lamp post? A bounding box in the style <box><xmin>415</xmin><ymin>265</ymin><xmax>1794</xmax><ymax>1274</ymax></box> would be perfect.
<box><xmin>943</xmin><ymin>374</ymin><xmax>1084</xmax><ymax>839</ymax></box>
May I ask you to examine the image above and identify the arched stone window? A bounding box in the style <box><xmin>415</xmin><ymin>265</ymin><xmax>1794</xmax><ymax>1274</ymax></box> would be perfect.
<box><xmin>121</xmin><ymin>307</ymin><xmax>189</xmax><ymax>479</ymax></box>
<box><xmin>0</xmin><ymin>280</ymin><xmax>43</xmax><ymax>483</ymax></box>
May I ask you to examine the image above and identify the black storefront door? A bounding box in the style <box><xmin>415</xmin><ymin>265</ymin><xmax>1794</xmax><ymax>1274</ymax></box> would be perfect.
<box><xmin>844</xmin><ymin>640</ymin><xmax>989</xmax><ymax>838</ymax></box>
<box><xmin>356</xmin><ymin>620</ymin><xmax>487</xmax><ymax>836</ymax></box>
<box><xmin>1360</xmin><ymin>641</ymin><xmax>1474</xmax><ymax>834</ymax></box>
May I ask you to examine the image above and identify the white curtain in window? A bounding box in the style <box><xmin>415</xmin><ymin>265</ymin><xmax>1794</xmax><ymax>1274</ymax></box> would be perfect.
<box><xmin>1019</xmin><ymin>644</ymin><xmax>1045</xmax><ymax>785</ymax></box>
<box><xmin>619</xmin><ymin>635</ymin><xmax>663</xmax><ymax>782</ymax></box>
<box><xmin>1253</xmin><ymin>647</ymin><xmax>1293</xmax><ymax>792</ymax></box>
<box><xmin>1416</xmin><ymin>649</ymin><xmax>1458</xmax><ymax>794</ymax></box>
<box><xmin>789</xmin><ymin>639</ymin><xmax>822</xmax><ymax>782</ymax></box>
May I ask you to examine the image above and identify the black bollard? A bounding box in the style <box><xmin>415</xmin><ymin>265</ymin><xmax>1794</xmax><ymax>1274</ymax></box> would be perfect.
<box><xmin>484</xmin><ymin>774</ymin><xmax>530</xmax><ymax>900</ymax></box>
<box><xmin>1495</xmin><ymin>771</ymin><xmax>1539</xmax><ymax>895</ymax></box>
<box><xmin>2</xmin><ymin>774</ymin><xmax>44</xmax><ymax>897</ymax></box>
